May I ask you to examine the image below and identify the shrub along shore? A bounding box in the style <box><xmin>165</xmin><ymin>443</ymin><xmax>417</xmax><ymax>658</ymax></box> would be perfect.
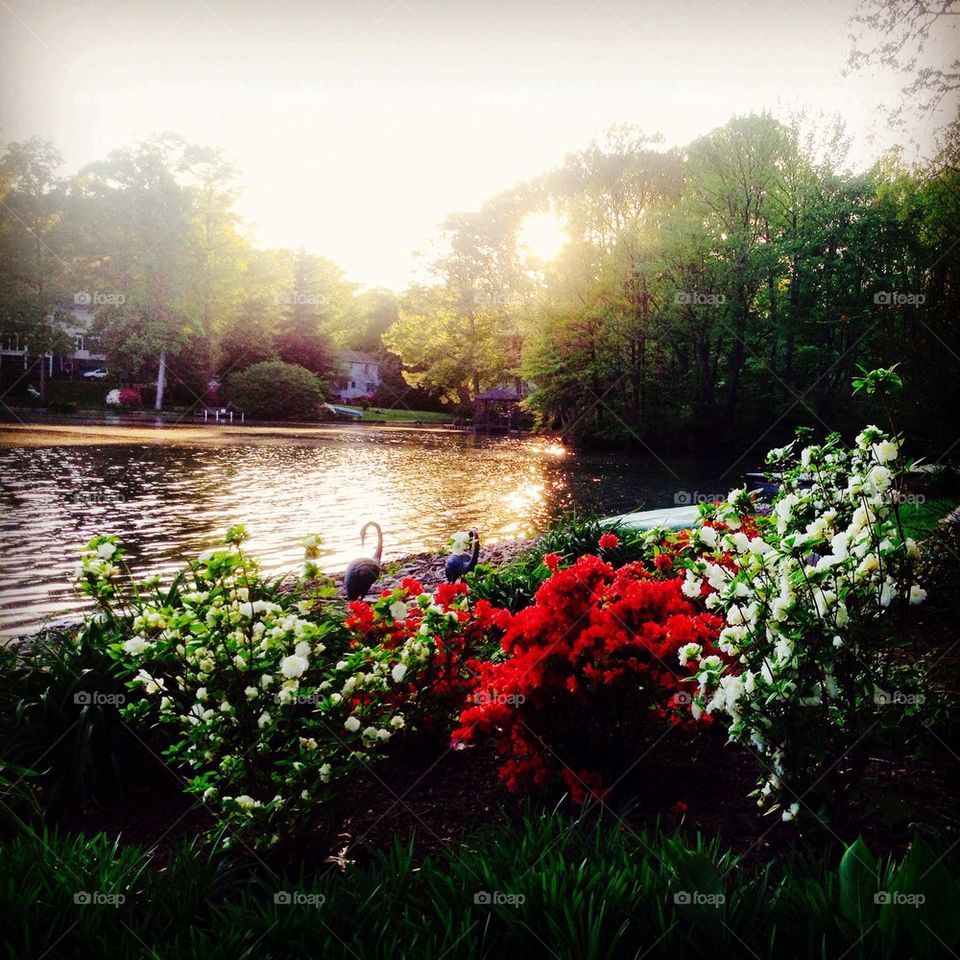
<box><xmin>2</xmin><ymin>421</ymin><xmax>960</xmax><ymax>959</ymax></box>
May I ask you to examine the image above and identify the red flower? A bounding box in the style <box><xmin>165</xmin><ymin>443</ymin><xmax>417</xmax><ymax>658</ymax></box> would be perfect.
<box><xmin>598</xmin><ymin>532</ymin><xmax>619</xmax><ymax>550</ymax></box>
<box><xmin>543</xmin><ymin>552</ymin><xmax>561</xmax><ymax>572</ymax></box>
<box><xmin>434</xmin><ymin>581</ymin><xmax>468</xmax><ymax>607</ymax></box>
<box><xmin>454</xmin><ymin>559</ymin><xmax>720</xmax><ymax>802</ymax></box>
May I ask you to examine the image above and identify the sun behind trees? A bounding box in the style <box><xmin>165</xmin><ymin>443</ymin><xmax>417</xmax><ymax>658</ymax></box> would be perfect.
<box><xmin>1</xmin><ymin>115</ymin><xmax>957</xmax><ymax>447</ymax></box>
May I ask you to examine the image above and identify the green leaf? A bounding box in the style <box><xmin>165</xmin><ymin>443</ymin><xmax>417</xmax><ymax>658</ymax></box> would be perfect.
<box><xmin>838</xmin><ymin>836</ymin><xmax>878</xmax><ymax>932</ymax></box>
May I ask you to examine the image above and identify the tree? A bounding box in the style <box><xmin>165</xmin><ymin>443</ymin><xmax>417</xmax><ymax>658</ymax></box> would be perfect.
<box><xmin>849</xmin><ymin>0</ymin><xmax>960</xmax><ymax>132</ymax></box>
<box><xmin>0</xmin><ymin>139</ymin><xmax>71</xmax><ymax>400</ymax></box>
<box><xmin>69</xmin><ymin>134</ymin><xmax>199</xmax><ymax>410</ymax></box>
<box><xmin>226</xmin><ymin>360</ymin><xmax>326</xmax><ymax>420</ymax></box>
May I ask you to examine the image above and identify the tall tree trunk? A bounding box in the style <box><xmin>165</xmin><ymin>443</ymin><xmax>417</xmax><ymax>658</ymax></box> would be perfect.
<box><xmin>155</xmin><ymin>349</ymin><xmax>167</xmax><ymax>412</ymax></box>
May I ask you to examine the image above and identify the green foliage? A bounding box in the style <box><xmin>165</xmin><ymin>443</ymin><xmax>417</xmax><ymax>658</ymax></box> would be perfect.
<box><xmin>0</xmin><ymin>625</ymin><xmax>150</xmax><ymax>809</ymax></box>
<box><xmin>225</xmin><ymin>360</ymin><xmax>326</xmax><ymax>420</ymax></box>
<box><xmin>2</xmin><ymin>818</ymin><xmax>959</xmax><ymax>960</ymax></box>
<box><xmin>468</xmin><ymin>516</ymin><xmax>658</xmax><ymax>611</ymax></box>
<box><xmin>852</xmin><ymin>364</ymin><xmax>903</xmax><ymax>397</ymax></box>
<box><xmin>74</xmin><ymin>530</ymin><xmax>502</xmax><ymax>847</ymax></box>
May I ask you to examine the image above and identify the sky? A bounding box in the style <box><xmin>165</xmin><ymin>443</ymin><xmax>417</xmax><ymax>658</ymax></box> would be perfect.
<box><xmin>1</xmin><ymin>0</ymin><xmax>955</xmax><ymax>290</ymax></box>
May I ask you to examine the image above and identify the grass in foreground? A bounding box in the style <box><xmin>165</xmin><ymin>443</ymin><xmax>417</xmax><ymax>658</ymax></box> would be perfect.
<box><xmin>2</xmin><ymin>813</ymin><xmax>958</xmax><ymax>960</ymax></box>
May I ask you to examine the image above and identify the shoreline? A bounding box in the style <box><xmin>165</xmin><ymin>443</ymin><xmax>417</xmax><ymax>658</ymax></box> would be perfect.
<box><xmin>0</xmin><ymin>417</ymin><xmax>482</xmax><ymax>448</ymax></box>
<box><xmin>8</xmin><ymin>537</ymin><xmax>537</xmax><ymax>647</ymax></box>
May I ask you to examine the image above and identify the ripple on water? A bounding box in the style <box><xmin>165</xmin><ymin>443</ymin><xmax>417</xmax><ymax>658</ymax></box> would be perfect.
<box><xmin>0</xmin><ymin>427</ymin><xmax>729</xmax><ymax>637</ymax></box>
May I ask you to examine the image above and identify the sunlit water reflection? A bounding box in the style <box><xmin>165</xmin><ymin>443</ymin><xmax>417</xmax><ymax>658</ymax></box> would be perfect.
<box><xmin>0</xmin><ymin>424</ymin><xmax>732</xmax><ymax>637</ymax></box>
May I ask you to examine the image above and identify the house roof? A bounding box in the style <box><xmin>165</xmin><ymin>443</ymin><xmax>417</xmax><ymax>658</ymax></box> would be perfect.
<box><xmin>341</xmin><ymin>350</ymin><xmax>379</xmax><ymax>365</ymax></box>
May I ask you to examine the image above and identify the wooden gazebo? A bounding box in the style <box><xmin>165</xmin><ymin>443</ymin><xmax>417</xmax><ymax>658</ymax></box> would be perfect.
<box><xmin>474</xmin><ymin>386</ymin><xmax>522</xmax><ymax>433</ymax></box>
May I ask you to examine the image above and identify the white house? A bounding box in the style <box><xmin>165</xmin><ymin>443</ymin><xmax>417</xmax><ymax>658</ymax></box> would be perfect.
<box><xmin>0</xmin><ymin>304</ymin><xmax>106</xmax><ymax>378</ymax></box>
<box><xmin>336</xmin><ymin>350</ymin><xmax>381</xmax><ymax>401</ymax></box>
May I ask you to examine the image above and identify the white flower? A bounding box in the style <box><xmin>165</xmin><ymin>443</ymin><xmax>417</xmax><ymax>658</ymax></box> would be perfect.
<box><xmin>344</xmin><ymin>716</ymin><xmax>361</xmax><ymax>733</ymax></box>
<box><xmin>391</xmin><ymin>663</ymin><xmax>408</xmax><ymax>684</ymax></box>
<box><xmin>704</xmin><ymin>562</ymin><xmax>728</xmax><ymax>591</ymax></box>
<box><xmin>96</xmin><ymin>541</ymin><xmax>117</xmax><ymax>560</ymax></box>
<box><xmin>731</xmin><ymin>532</ymin><xmax>751</xmax><ymax>553</ymax></box>
<box><xmin>279</xmin><ymin>655</ymin><xmax>309</xmax><ymax>679</ymax></box>
<box><xmin>122</xmin><ymin>635</ymin><xmax>152</xmax><ymax>656</ymax></box>
<box><xmin>782</xmin><ymin>802</ymin><xmax>800</xmax><ymax>822</ymax></box>
<box><xmin>697</xmin><ymin>525</ymin><xmax>718</xmax><ymax>548</ymax></box>
<box><xmin>134</xmin><ymin>669</ymin><xmax>166</xmax><ymax>696</ymax></box>
<box><xmin>244</xmin><ymin>685</ymin><xmax>258</xmax><ymax>700</ymax></box>
<box><xmin>235</xmin><ymin>795</ymin><xmax>260</xmax><ymax>810</ymax></box>
<box><xmin>872</xmin><ymin>440</ymin><xmax>898</xmax><ymax>462</ymax></box>
<box><xmin>880</xmin><ymin>577</ymin><xmax>897</xmax><ymax>607</ymax></box>
<box><xmin>294</xmin><ymin>640</ymin><xmax>312</xmax><ymax>659</ymax></box>
<box><xmin>450</xmin><ymin>531</ymin><xmax>470</xmax><ymax>553</ymax></box>
<box><xmin>196</xmin><ymin>687</ymin><xmax>208</xmax><ymax>701</ymax></box>
<box><xmin>319</xmin><ymin>763</ymin><xmax>332</xmax><ymax>782</ymax></box>
<box><xmin>389</xmin><ymin>600</ymin><xmax>409</xmax><ymax>622</ymax></box>
<box><xmin>678</xmin><ymin>642</ymin><xmax>702</xmax><ymax>666</ymax></box>
<box><xmin>257</xmin><ymin>710</ymin><xmax>272</xmax><ymax>729</ymax></box>
<box><xmin>681</xmin><ymin>570</ymin><xmax>702</xmax><ymax>598</ymax></box>
<box><xmin>909</xmin><ymin>584</ymin><xmax>927</xmax><ymax>605</ymax></box>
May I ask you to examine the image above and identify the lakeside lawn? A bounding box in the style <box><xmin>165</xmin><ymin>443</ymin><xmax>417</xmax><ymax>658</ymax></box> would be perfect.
<box><xmin>361</xmin><ymin>406</ymin><xmax>455</xmax><ymax>422</ymax></box>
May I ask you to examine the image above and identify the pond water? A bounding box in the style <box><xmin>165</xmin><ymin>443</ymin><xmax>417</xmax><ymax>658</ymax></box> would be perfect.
<box><xmin>0</xmin><ymin>423</ymin><xmax>738</xmax><ymax>637</ymax></box>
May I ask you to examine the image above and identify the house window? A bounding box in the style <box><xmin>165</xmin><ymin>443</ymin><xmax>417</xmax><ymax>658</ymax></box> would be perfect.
<box><xmin>350</xmin><ymin>381</ymin><xmax>356</xmax><ymax>389</ymax></box>
<box><xmin>75</xmin><ymin>336</ymin><xmax>84</xmax><ymax>351</ymax></box>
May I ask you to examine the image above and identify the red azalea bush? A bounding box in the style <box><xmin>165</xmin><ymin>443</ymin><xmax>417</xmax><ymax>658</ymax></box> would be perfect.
<box><xmin>454</xmin><ymin>552</ymin><xmax>722</xmax><ymax>802</ymax></box>
<box><xmin>117</xmin><ymin>386</ymin><xmax>142</xmax><ymax>410</ymax></box>
<box><xmin>345</xmin><ymin>578</ymin><xmax>509</xmax><ymax>734</ymax></box>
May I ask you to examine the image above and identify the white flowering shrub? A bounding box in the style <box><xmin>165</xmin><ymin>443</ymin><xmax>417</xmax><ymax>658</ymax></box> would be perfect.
<box><xmin>679</xmin><ymin>426</ymin><xmax>927</xmax><ymax>820</ymax></box>
<box><xmin>76</xmin><ymin>527</ymin><xmax>454</xmax><ymax>848</ymax></box>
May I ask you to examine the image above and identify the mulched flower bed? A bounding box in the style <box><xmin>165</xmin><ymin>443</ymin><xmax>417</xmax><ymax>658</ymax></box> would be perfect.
<box><xmin>47</xmin><ymin>607</ymin><xmax>957</xmax><ymax>873</ymax></box>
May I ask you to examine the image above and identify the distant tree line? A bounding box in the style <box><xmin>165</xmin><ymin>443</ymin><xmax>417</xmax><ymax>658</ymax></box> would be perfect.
<box><xmin>0</xmin><ymin>133</ymin><xmax>435</xmax><ymax>415</ymax></box>
<box><xmin>387</xmin><ymin>113</ymin><xmax>959</xmax><ymax>452</ymax></box>
<box><xmin>1</xmin><ymin>113</ymin><xmax>957</xmax><ymax>450</ymax></box>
